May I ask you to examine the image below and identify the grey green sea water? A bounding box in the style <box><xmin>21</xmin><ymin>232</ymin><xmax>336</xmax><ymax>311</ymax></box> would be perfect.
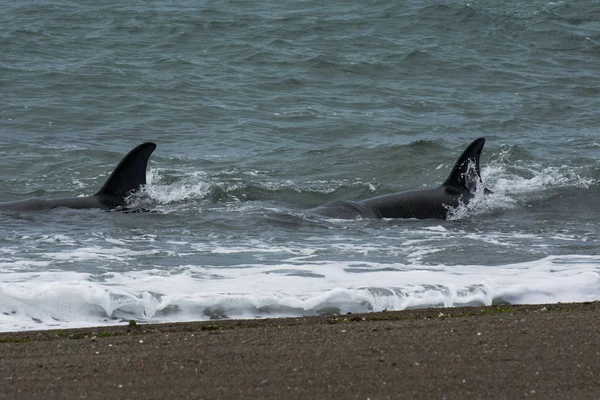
<box><xmin>1</xmin><ymin>0</ymin><xmax>599</xmax><ymax>331</ymax></box>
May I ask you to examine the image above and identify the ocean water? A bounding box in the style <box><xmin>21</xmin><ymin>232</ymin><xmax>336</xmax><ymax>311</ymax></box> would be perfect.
<box><xmin>1</xmin><ymin>0</ymin><xmax>600</xmax><ymax>332</ymax></box>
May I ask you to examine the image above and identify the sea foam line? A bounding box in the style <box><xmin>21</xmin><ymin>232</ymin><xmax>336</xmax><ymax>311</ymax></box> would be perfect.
<box><xmin>1</xmin><ymin>255</ymin><xmax>598</xmax><ymax>332</ymax></box>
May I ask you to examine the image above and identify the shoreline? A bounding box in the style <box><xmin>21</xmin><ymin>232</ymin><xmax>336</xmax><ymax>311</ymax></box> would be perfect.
<box><xmin>2</xmin><ymin>301</ymin><xmax>599</xmax><ymax>399</ymax></box>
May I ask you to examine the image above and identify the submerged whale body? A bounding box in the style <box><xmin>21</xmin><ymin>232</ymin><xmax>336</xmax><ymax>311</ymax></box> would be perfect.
<box><xmin>308</xmin><ymin>138</ymin><xmax>488</xmax><ymax>220</ymax></box>
<box><xmin>0</xmin><ymin>142</ymin><xmax>156</xmax><ymax>212</ymax></box>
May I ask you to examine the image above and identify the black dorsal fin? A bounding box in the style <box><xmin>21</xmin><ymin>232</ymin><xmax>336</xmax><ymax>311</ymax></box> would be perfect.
<box><xmin>95</xmin><ymin>142</ymin><xmax>156</xmax><ymax>202</ymax></box>
<box><xmin>442</xmin><ymin>138</ymin><xmax>485</xmax><ymax>190</ymax></box>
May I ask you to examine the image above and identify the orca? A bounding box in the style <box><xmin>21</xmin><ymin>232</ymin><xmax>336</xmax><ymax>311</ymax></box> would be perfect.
<box><xmin>0</xmin><ymin>142</ymin><xmax>156</xmax><ymax>212</ymax></box>
<box><xmin>307</xmin><ymin>138</ymin><xmax>488</xmax><ymax>220</ymax></box>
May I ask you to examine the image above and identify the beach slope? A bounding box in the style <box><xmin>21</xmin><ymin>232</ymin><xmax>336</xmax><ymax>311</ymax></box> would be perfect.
<box><xmin>1</xmin><ymin>302</ymin><xmax>599</xmax><ymax>399</ymax></box>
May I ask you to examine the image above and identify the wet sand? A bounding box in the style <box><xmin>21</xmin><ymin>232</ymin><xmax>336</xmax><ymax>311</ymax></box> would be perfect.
<box><xmin>1</xmin><ymin>302</ymin><xmax>599</xmax><ymax>399</ymax></box>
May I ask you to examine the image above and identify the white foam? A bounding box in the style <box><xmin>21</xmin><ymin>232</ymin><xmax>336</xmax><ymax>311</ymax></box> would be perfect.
<box><xmin>448</xmin><ymin>158</ymin><xmax>596</xmax><ymax>220</ymax></box>
<box><xmin>1</xmin><ymin>255</ymin><xmax>598</xmax><ymax>332</ymax></box>
<box><xmin>142</xmin><ymin>168</ymin><xmax>212</xmax><ymax>204</ymax></box>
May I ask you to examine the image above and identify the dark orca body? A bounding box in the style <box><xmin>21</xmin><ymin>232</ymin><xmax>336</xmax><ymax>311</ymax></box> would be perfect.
<box><xmin>0</xmin><ymin>142</ymin><xmax>156</xmax><ymax>212</ymax></box>
<box><xmin>308</xmin><ymin>138</ymin><xmax>487</xmax><ymax>220</ymax></box>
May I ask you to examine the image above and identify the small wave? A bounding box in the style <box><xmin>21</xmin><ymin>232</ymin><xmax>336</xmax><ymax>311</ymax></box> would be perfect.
<box><xmin>1</xmin><ymin>256</ymin><xmax>598</xmax><ymax>332</ymax></box>
<box><xmin>134</xmin><ymin>167</ymin><xmax>380</xmax><ymax>210</ymax></box>
<box><xmin>131</xmin><ymin>150</ymin><xmax>598</xmax><ymax>222</ymax></box>
<box><xmin>448</xmin><ymin>151</ymin><xmax>596</xmax><ymax>220</ymax></box>
<box><xmin>142</xmin><ymin>168</ymin><xmax>212</xmax><ymax>204</ymax></box>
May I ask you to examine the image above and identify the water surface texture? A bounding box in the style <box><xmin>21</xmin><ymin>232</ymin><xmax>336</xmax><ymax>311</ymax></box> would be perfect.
<box><xmin>1</xmin><ymin>1</ymin><xmax>600</xmax><ymax>331</ymax></box>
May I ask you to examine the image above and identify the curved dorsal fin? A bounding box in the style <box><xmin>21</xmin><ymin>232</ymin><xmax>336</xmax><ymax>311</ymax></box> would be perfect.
<box><xmin>95</xmin><ymin>142</ymin><xmax>156</xmax><ymax>202</ymax></box>
<box><xmin>442</xmin><ymin>138</ymin><xmax>485</xmax><ymax>190</ymax></box>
